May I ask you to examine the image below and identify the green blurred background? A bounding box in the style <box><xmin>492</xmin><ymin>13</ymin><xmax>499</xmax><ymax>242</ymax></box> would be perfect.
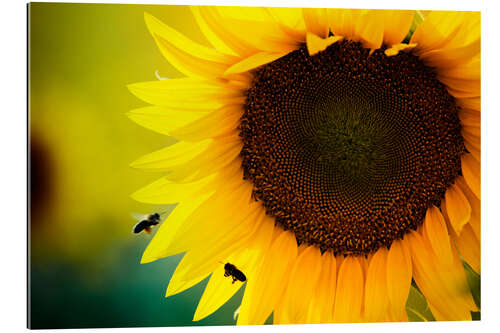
<box><xmin>28</xmin><ymin>2</ymin><xmax>244</xmax><ymax>328</ymax></box>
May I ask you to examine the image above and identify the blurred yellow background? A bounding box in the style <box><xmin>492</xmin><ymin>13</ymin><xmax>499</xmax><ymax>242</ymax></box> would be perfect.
<box><xmin>29</xmin><ymin>3</ymin><xmax>244</xmax><ymax>328</ymax></box>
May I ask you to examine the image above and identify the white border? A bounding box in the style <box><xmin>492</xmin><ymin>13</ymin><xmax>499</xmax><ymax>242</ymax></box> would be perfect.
<box><xmin>2</xmin><ymin>0</ymin><xmax>498</xmax><ymax>332</ymax></box>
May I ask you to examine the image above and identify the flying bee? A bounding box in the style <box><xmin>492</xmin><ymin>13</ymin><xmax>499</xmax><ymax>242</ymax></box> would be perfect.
<box><xmin>222</xmin><ymin>262</ymin><xmax>247</xmax><ymax>284</ymax></box>
<box><xmin>131</xmin><ymin>209</ymin><xmax>167</xmax><ymax>234</ymax></box>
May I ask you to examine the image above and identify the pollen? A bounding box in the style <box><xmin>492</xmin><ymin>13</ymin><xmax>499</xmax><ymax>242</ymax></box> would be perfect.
<box><xmin>240</xmin><ymin>40</ymin><xmax>465</xmax><ymax>255</ymax></box>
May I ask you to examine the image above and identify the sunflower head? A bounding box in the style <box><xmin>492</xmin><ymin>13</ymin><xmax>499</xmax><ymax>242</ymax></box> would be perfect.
<box><xmin>129</xmin><ymin>7</ymin><xmax>480</xmax><ymax>325</ymax></box>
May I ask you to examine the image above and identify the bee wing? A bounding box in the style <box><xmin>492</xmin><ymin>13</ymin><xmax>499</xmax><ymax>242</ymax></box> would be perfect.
<box><xmin>131</xmin><ymin>212</ymin><xmax>147</xmax><ymax>221</ymax></box>
<box><xmin>233</xmin><ymin>305</ymin><xmax>241</xmax><ymax>321</ymax></box>
<box><xmin>152</xmin><ymin>205</ymin><xmax>172</xmax><ymax>219</ymax></box>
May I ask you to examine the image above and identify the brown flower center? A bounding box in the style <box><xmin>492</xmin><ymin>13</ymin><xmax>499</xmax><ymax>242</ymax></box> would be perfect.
<box><xmin>240</xmin><ymin>40</ymin><xmax>464</xmax><ymax>255</ymax></box>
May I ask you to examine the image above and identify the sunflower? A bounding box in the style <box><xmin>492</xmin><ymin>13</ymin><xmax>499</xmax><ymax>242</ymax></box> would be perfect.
<box><xmin>128</xmin><ymin>7</ymin><xmax>480</xmax><ymax>324</ymax></box>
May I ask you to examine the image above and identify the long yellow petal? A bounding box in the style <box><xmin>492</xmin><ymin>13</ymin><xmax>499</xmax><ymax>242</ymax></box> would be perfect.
<box><xmin>127</xmin><ymin>78</ymin><xmax>244</xmax><ymax>109</ymax></box>
<box><xmin>164</xmin><ymin>181</ymin><xmax>256</xmax><ymax>258</ymax></box>
<box><xmin>237</xmin><ymin>229</ymin><xmax>298</xmax><ymax>325</ymax></box>
<box><xmin>439</xmin><ymin>56</ymin><xmax>480</xmax><ymax>81</ymax></box>
<box><xmin>461</xmin><ymin>153</ymin><xmax>481</xmax><ymax>199</ymax></box>
<box><xmin>438</xmin><ymin>76</ymin><xmax>480</xmax><ymax>97</ymax></box>
<box><xmin>306</xmin><ymin>251</ymin><xmax>336</xmax><ymax>324</ymax></box>
<box><xmin>169</xmin><ymin>104</ymin><xmax>243</xmax><ymax>142</ymax></box>
<box><xmin>407</xmin><ymin>230</ymin><xmax>475</xmax><ymax>320</ymax></box>
<box><xmin>422</xmin><ymin>206</ymin><xmax>454</xmax><ymax>267</ymax></box>
<box><xmin>225</xmin><ymin>51</ymin><xmax>288</xmax><ymax>75</ymax></box>
<box><xmin>127</xmin><ymin>106</ymin><xmax>208</xmax><ymax>137</ymax></box>
<box><xmin>456</xmin><ymin>176</ymin><xmax>481</xmax><ymax>241</ymax></box>
<box><xmin>130</xmin><ymin>140</ymin><xmax>211</xmax><ymax>171</ymax></box>
<box><xmin>354</xmin><ymin>10</ymin><xmax>385</xmax><ymax>50</ymax></box>
<box><xmin>144</xmin><ymin>12</ymin><xmax>235</xmax><ymax>63</ymax></box>
<box><xmin>418</xmin><ymin>38</ymin><xmax>480</xmax><ymax>69</ymax></box>
<box><xmin>333</xmin><ymin>256</ymin><xmax>364</xmax><ymax>323</ymax></box>
<box><xmin>193</xmin><ymin>231</ymin><xmax>272</xmax><ymax>322</ymax></box>
<box><xmin>382</xmin><ymin>10</ymin><xmax>415</xmax><ymax>45</ymax></box>
<box><xmin>265</xmin><ymin>7</ymin><xmax>306</xmax><ymax>40</ymax></box>
<box><xmin>386</xmin><ymin>240</ymin><xmax>412</xmax><ymax>321</ymax></box>
<box><xmin>456</xmin><ymin>97</ymin><xmax>480</xmax><ymax>111</ymax></box>
<box><xmin>302</xmin><ymin>8</ymin><xmax>329</xmax><ymax>38</ymax></box>
<box><xmin>364</xmin><ymin>247</ymin><xmax>390</xmax><ymax>322</ymax></box>
<box><xmin>459</xmin><ymin>108</ymin><xmax>481</xmax><ymax>127</ymax></box>
<box><xmin>327</xmin><ymin>9</ymin><xmax>364</xmax><ymax>40</ymax></box>
<box><xmin>275</xmin><ymin>245</ymin><xmax>322</xmax><ymax>324</ymax></box>
<box><xmin>130</xmin><ymin>135</ymin><xmax>241</xmax><ymax>184</ymax></box>
<box><xmin>445</xmin><ymin>183</ymin><xmax>472</xmax><ymax>235</ymax></box>
<box><xmin>140</xmin><ymin>193</ymin><xmax>210</xmax><ymax>263</ymax></box>
<box><xmin>144</xmin><ymin>12</ymin><xmax>237</xmax><ymax>78</ymax></box>
<box><xmin>140</xmin><ymin>161</ymin><xmax>245</xmax><ymax>262</ymax></box>
<box><xmin>191</xmin><ymin>6</ymin><xmax>260</xmax><ymax>57</ymax></box>
<box><xmin>165</xmin><ymin>208</ymin><xmax>265</xmax><ymax>298</ymax></box>
<box><xmin>411</xmin><ymin>11</ymin><xmax>472</xmax><ymax>53</ymax></box>
<box><xmin>451</xmin><ymin>223</ymin><xmax>480</xmax><ymax>274</ymax></box>
<box><xmin>131</xmin><ymin>174</ymin><xmax>213</xmax><ymax>205</ymax></box>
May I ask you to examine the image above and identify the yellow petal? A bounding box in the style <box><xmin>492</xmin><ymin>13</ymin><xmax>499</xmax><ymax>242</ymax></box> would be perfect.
<box><xmin>130</xmin><ymin>140</ymin><xmax>211</xmax><ymax>171</ymax></box>
<box><xmin>456</xmin><ymin>176</ymin><xmax>481</xmax><ymax>241</ymax></box>
<box><xmin>127</xmin><ymin>106</ymin><xmax>208</xmax><ymax>137</ymax></box>
<box><xmin>418</xmin><ymin>38</ymin><xmax>480</xmax><ymax>69</ymax></box>
<box><xmin>130</xmin><ymin>135</ymin><xmax>241</xmax><ymax>184</ymax></box>
<box><xmin>439</xmin><ymin>56</ymin><xmax>480</xmax><ymax>81</ymax></box>
<box><xmin>407</xmin><ymin>230</ymin><xmax>475</xmax><ymax>320</ymax></box>
<box><xmin>164</xmin><ymin>181</ymin><xmax>256</xmax><ymax>258</ymax></box>
<box><xmin>463</xmin><ymin>125</ymin><xmax>481</xmax><ymax>138</ymax></box>
<box><xmin>445</xmin><ymin>183</ymin><xmax>472</xmax><ymax>235</ymax></box>
<box><xmin>306</xmin><ymin>33</ymin><xmax>343</xmax><ymax>56</ymax></box>
<box><xmin>276</xmin><ymin>245</ymin><xmax>322</xmax><ymax>324</ymax></box>
<box><xmin>131</xmin><ymin>174</ymin><xmax>213</xmax><ymax>205</ymax></box>
<box><xmin>382</xmin><ymin>10</ymin><xmax>415</xmax><ymax>45</ymax></box>
<box><xmin>327</xmin><ymin>9</ymin><xmax>364</xmax><ymax>40</ymax></box>
<box><xmin>266</xmin><ymin>7</ymin><xmax>306</xmax><ymax>40</ymax></box>
<box><xmin>140</xmin><ymin>193</ymin><xmax>210</xmax><ymax>263</ymax></box>
<box><xmin>193</xmin><ymin>236</ymin><xmax>270</xmax><ymax>322</ymax></box>
<box><xmin>459</xmin><ymin>108</ymin><xmax>481</xmax><ymax>127</ymax></box>
<box><xmin>306</xmin><ymin>251</ymin><xmax>336</xmax><ymax>324</ymax></box>
<box><xmin>364</xmin><ymin>247</ymin><xmax>390</xmax><ymax>322</ymax></box>
<box><xmin>225</xmin><ymin>51</ymin><xmax>288</xmax><ymax>75</ymax></box>
<box><xmin>354</xmin><ymin>10</ymin><xmax>386</xmax><ymax>50</ymax></box>
<box><xmin>237</xmin><ymin>229</ymin><xmax>298</xmax><ymax>325</ymax></box>
<box><xmin>144</xmin><ymin>12</ymin><xmax>237</xmax><ymax>78</ymax></box>
<box><xmin>451</xmin><ymin>223</ymin><xmax>480</xmax><ymax>274</ymax></box>
<box><xmin>461</xmin><ymin>153</ymin><xmax>481</xmax><ymax>199</ymax></box>
<box><xmin>422</xmin><ymin>206</ymin><xmax>454</xmax><ymax>267</ymax></box>
<box><xmin>446</xmin><ymin>86</ymin><xmax>481</xmax><ymax>99</ymax></box>
<box><xmin>384</xmin><ymin>43</ymin><xmax>416</xmax><ymax>57</ymax></box>
<box><xmin>386</xmin><ymin>240</ymin><xmax>412</xmax><ymax>322</ymax></box>
<box><xmin>170</xmin><ymin>104</ymin><xmax>243</xmax><ymax>142</ymax></box>
<box><xmin>438</xmin><ymin>76</ymin><xmax>480</xmax><ymax>97</ymax></box>
<box><xmin>166</xmin><ymin>208</ymin><xmax>264</xmax><ymax>298</ymax></box>
<box><xmin>193</xmin><ymin>263</ymin><xmax>244</xmax><ymax>321</ymax></box>
<box><xmin>465</xmin><ymin>140</ymin><xmax>481</xmax><ymax>164</ymax></box>
<box><xmin>411</xmin><ymin>11</ymin><xmax>473</xmax><ymax>53</ymax></box>
<box><xmin>333</xmin><ymin>257</ymin><xmax>364</xmax><ymax>323</ymax></box>
<box><xmin>456</xmin><ymin>97</ymin><xmax>480</xmax><ymax>111</ymax></box>
<box><xmin>302</xmin><ymin>8</ymin><xmax>329</xmax><ymax>38</ymax></box>
<box><xmin>127</xmin><ymin>78</ymin><xmax>244</xmax><ymax>109</ymax></box>
<box><xmin>164</xmin><ymin>136</ymin><xmax>242</xmax><ymax>183</ymax></box>
<box><xmin>191</xmin><ymin>6</ymin><xmax>259</xmax><ymax>57</ymax></box>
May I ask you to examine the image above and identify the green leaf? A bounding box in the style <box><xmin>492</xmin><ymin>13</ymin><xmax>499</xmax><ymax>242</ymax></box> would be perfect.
<box><xmin>403</xmin><ymin>11</ymin><xmax>425</xmax><ymax>43</ymax></box>
<box><xmin>464</xmin><ymin>261</ymin><xmax>481</xmax><ymax>310</ymax></box>
<box><xmin>406</xmin><ymin>284</ymin><xmax>435</xmax><ymax>322</ymax></box>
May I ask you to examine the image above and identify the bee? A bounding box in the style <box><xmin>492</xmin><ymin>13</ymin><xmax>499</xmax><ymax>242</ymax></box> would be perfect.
<box><xmin>131</xmin><ymin>211</ymin><xmax>164</xmax><ymax>234</ymax></box>
<box><xmin>222</xmin><ymin>262</ymin><xmax>247</xmax><ymax>284</ymax></box>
